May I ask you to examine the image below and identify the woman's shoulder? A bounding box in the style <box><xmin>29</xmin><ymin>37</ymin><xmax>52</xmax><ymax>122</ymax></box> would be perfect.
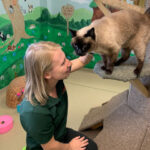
<box><xmin>20</xmin><ymin>97</ymin><xmax>50</xmax><ymax>116</ymax></box>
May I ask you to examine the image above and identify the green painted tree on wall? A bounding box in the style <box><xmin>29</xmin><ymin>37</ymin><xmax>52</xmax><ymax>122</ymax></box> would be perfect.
<box><xmin>36</xmin><ymin>8</ymin><xmax>51</xmax><ymax>22</ymax></box>
<box><xmin>89</xmin><ymin>1</ymin><xmax>98</xmax><ymax>8</ymax></box>
<box><xmin>1</xmin><ymin>0</ymin><xmax>33</xmax><ymax>50</ymax></box>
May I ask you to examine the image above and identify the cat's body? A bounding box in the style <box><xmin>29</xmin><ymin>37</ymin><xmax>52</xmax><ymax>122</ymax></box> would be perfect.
<box><xmin>70</xmin><ymin>8</ymin><xmax>150</xmax><ymax>76</ymax></box>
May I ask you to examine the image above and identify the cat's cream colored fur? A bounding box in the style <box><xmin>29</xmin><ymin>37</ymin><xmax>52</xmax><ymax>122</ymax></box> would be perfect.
<box><xmin>71</xmin><ymin>9</ymin><xmax>150</xmax><ymax>76</ymax></box>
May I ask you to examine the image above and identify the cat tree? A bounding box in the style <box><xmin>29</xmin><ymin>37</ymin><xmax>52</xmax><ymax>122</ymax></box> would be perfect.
<box><xmin>79</xmin><ymin>0</ymin><xmax>150</xmax><ymax>149</ymax></box>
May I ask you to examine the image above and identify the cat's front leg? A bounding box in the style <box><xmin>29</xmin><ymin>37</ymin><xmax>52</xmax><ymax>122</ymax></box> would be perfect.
<box><xmin>101</xmin><ymin>54</ymin><xmax>107</xmax><ymax>71</ymax></box>
<box><xmin>105</xmin><ymin>53</ymin><xmax>118</xmax><ymax>75</ymax></box>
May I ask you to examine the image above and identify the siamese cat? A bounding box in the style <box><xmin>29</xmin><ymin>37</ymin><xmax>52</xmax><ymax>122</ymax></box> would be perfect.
<box><xmin>70</xmin><ymin>8</ymin><xmax>150</xmax><ymax>77</ymax></box>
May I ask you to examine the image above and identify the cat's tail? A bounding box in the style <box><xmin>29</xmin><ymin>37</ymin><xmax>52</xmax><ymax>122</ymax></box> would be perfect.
<box><xmin>145</xmin><ymin>7</ymin><xmax>150</xmax><ymax>18</ymax></box>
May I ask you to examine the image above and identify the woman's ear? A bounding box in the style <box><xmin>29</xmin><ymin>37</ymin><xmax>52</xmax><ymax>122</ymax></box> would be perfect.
<box><xmin>44</xmin><ymin>72</ymin><xmax>52</xmax><ymax>79</ymax></box>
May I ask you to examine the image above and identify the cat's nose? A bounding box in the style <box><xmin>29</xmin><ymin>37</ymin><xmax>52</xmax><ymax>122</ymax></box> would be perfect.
<box><xmin>76</xmin><ymin>49</ymin><xmax>84</xmax><ymax>56</ymax></box>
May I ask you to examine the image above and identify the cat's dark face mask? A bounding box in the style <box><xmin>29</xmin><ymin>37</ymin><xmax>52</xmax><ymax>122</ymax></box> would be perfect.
<box><xmin>70</xmin><ymin>28</ymin><xmax>96</xmax><ymax>56</ymax></box>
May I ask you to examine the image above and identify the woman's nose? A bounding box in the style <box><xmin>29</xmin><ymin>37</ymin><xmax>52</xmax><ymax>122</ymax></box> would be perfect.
<box><xmin>66</xmin><ymin>59</ymin><xmax>71</xmax><ymax>66</ymax></box>
<box><xmin>67</xmin><ymin>59</ymin><xmax>72</xmax><ymax>69</ymax></box>
<box><xmin>66</xmin><ymin>59</ymin><xmax>72</xmax><ymax>72</ymax></box>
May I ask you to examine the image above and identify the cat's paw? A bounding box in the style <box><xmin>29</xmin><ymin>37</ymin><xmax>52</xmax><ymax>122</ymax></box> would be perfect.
<box><xmin>101</xmin><ymin>66</ymin><xmax>106</xmax><ymax>71</ymax></box>
<box><xmin>105</xmin><ymin>69</ymin><xmax>112</xmax><ymax>75</ymax></box>
<box><xmin>134</xmin><ymin>69</ymin><xmax>140</xmax><ymax>77</ymax></box>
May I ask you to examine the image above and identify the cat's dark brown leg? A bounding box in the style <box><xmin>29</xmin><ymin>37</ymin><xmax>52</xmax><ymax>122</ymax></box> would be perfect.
<box><xmin>133</xmin><ymin>44</ymin><xmax>146</xmax><ymax>77</ymax></box>
<box><xmin>134</xmin><ymin>59</ymin><xmax>144</xmax><ymax>77</ymax></box>
<box><xmin>115</xmin><ymin>48</ymin><xmax>131</xmax><ymax>66</ymax></box>
<box><xmin>101</xmin><ymin>54</ymin><xmax>107</xmax><ymax>71</ymax></box>
<box><xmin>105</xmin><ymin>53</ymin><xmax>118</xmax><ymax>74</ymax></box>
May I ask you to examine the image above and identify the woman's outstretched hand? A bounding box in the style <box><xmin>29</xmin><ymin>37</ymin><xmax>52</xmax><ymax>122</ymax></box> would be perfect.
<box><xmin>79</xmin><ymin>53</ymin><xmax>93</xmax><ymax>65</ymax></box>
<box><xmin>69</xmin><ymin>136</ymin><xmax>89</xmax><ymax>150</ymax></box>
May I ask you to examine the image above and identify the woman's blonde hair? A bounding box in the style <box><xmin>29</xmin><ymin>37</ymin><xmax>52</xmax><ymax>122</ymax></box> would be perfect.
<box><xmin>24</xmin><ymin>41</ymin><xmax>61</xmax><ymax>105</ymax></box>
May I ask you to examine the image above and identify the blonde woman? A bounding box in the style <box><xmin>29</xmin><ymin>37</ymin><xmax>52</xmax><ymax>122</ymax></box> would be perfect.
<box><xmin>20</xmin><ymin>41</ymin><xmax>98</xmax><ymax>150</ymax></box>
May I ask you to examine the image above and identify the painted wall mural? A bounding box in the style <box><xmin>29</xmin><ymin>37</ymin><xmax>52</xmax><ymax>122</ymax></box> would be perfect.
<box><xmin>0</xmin><ymin>0</ymin><xmax>146</xmax><ymax>89</ymax></box>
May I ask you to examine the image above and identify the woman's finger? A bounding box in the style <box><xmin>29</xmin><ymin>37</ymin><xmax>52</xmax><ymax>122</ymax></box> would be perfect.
<box><xmin>79</xmin><ymin>136</ymin><xmax>86</xmax><ymax>141</ymax></box>
<box><xmin>74</xmin><ymin>136</ymin><xmax>80</xmax><ymax>139</ymax></box>
<box><xmin>81</xmin><ymin>141</ymin><xmax>89</xmax><ymax>147</ymax></box>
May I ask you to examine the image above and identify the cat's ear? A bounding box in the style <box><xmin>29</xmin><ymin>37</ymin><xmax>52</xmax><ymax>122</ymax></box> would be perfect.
<box><xmin>70</xmin><ymin>29</ymin><xmax>77</xmax><ymax>37</ymax></box>
<box><xmin>85</xmin><ymin>27</ymin><xmax>95</xmax><ymax>40</ymax></box>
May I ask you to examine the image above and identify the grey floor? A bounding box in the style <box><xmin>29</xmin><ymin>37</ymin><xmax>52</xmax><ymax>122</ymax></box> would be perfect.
<box><xmin>0</xmin><ymin>68</ymin><xmax>129</xmax><ymax>150</ymax></box>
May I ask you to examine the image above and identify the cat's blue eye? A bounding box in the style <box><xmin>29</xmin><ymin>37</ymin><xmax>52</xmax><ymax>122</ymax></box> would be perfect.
<box><xmin>83</xmin><ymin>45</ymin><xmax>87</xmax><ymax>50</ymax></box>
<box><xmin>73</xmin><ymin>44</ymin><xmax>78</xmax><ymax>49</ymax></box>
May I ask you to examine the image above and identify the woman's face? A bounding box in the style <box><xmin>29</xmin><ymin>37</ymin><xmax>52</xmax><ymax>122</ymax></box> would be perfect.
<box><xmin>49</xmin><ymin>48</ymin><xmax>72</xmax><ymax>80</ymax></box>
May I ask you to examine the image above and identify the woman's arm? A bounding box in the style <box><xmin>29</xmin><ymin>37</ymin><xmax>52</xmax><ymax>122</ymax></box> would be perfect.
<box><xmin>41</xmin><ymin>136</ymin><xmax>88</xmax><ymax>150</ymax></box>
<box><xmin>41</xmin><ymin>137</ymin><xmax>69</xmax><ymax>150</ymax></box>
<box><xmin>71</xmin><ymin>53</ymin><xmax>93</xmax><ymax>72</ymax></box>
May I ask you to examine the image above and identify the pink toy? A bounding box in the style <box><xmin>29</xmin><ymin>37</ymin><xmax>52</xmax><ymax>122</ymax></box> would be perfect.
<box><xmin>0</xmin><ymin>115</ymin><xmax>13</xmax><ymax>134</ymax></box>
<box><xmin>21</xmin><ymin>89</ymin><xmax>24</xmax><ymax>93</ymax></box>
<box><xmin>17</xmin><ymin>93</ymin><xmax>21</xmax><ymax>97</ymax></box>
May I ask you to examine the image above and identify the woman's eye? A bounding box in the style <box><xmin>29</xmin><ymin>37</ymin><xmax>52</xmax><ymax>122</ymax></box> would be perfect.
<box><xmin>61</xmin><ymin>59</ymin><xmax>66</xmax><ymax>66</ymax></box>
